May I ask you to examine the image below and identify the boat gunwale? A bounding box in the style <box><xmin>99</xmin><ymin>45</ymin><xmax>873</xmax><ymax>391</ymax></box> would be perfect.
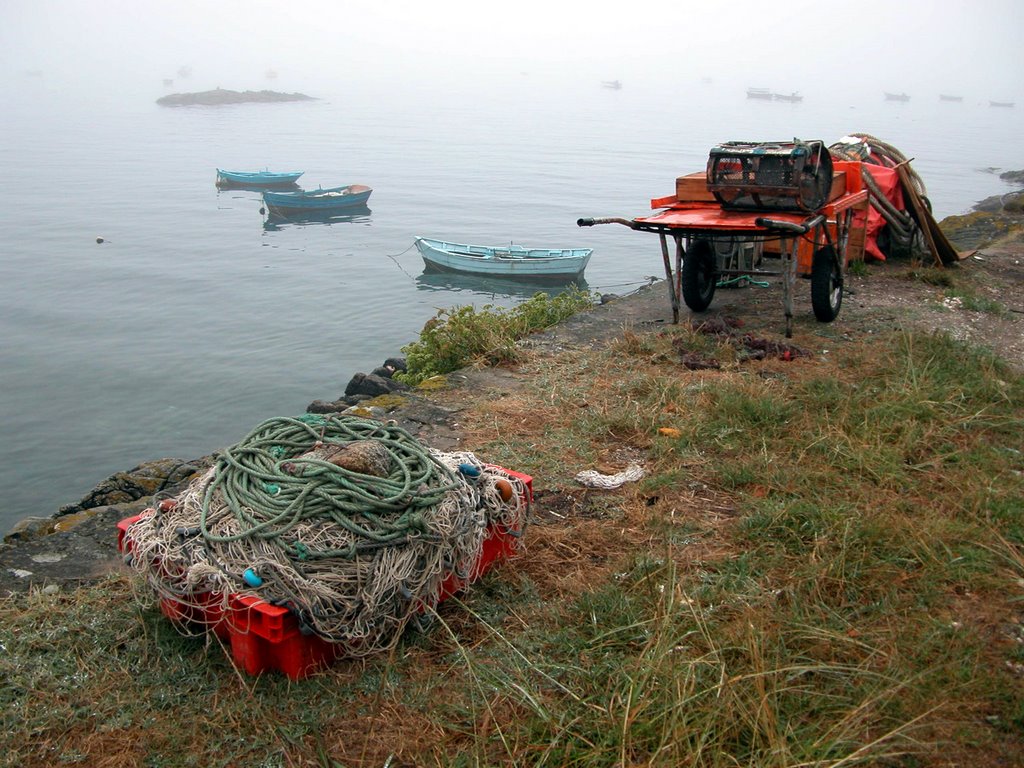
<box><xmin>262</xmin><ymin>184</ymin><xmax>372</xmax><ymax>199</ymax></box>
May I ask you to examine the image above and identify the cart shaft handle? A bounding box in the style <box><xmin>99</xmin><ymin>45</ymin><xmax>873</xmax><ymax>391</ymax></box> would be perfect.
<box><xmin>577</xmin><ymin>217</ymin><xmax>637</xmax><ymax>229</ymax></box>
<box><xmin>754</xmin><ymin>215</ymin><xmax>825</xmax><ymax>234</ymax></box>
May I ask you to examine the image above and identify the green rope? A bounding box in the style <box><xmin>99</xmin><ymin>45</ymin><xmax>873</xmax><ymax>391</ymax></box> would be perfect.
<box><xmin>198</xmin><ymin>415</ymin><xmax>462</xmax><ymax>559</ymax></box>
<box><xmin>717</xmin><ymin>276</ymin><xmax>770</xmax><ymax>288</ymax></box>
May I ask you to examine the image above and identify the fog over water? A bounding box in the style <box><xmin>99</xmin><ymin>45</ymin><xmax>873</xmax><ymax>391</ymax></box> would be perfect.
<box><xmin>0</xmin><ymin>1</ymin><xmax>1022</xmax><ymax>532</ymax></box>
<box><xmin>3</xmin><ymin>0</ymin><xmax>1021</xmax><ymax>102</ymax></box>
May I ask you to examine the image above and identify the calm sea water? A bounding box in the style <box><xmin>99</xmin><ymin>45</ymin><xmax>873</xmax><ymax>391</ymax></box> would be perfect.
<box><xmin>2</xmin><ymin>75</ymin><xmax>1022</xmax><ymax>531</ymax></box>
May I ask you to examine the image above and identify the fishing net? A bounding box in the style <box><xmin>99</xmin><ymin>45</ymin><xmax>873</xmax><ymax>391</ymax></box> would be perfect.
<box><xmin>122</xmin><ymin>414</ymin><xmax>528</xmax><ymax>656</ymax></box>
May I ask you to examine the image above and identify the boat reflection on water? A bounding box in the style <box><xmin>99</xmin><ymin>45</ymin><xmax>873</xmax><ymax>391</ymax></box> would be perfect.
<box><xmin>219</xmin><ymin>180</ymin><xmax>300</xmax><ymax>192</ymax></box>
<box><xmin>262</xmin><ymin>205</ymin><xmax>372</xmax><ymax>230</ymax></box>
<box><xmin>415</xmin><ymin>270</ymin><xmax>589</xmax><ymax>301</ymax></box>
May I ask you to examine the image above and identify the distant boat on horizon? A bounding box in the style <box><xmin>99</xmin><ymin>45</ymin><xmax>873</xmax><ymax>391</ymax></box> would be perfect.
<box><xmin>990</xmin><ymin>100</ymin><xmax>1015</xmax><ymax>108</ymax></box>
<box><xmin>772</xmin><ymin>91</ymin><xmax>803</xmax><ymax>102</ymax></box>
<box><xmin>939</xmin><ymin>94</ymin><xmax>963</xmax><ymax>102</ymax></box>
<box><xmin>746</xmin><ymin>87</ymin><xmax>772</xmax><ymax>100</ymax></box>
<box><xmin>884</xmin><ymin>92</ymin><xmax>910</xmax><ymax>102</ymax></box>
<box><xmin>602</xmin><ymin>80</ymin><xmax>622</xmax><ymax>90</ymax></box>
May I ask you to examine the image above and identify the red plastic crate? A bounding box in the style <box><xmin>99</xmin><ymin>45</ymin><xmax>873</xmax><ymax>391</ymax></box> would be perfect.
<box><xmin>118</xmin><ymin>467</ymin><xmax>532</xmax><ymax>679</ymax></box>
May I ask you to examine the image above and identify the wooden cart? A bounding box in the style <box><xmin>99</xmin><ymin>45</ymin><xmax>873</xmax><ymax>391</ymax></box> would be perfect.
<box><xmin>578</xmin><ymin>160</ymin><xmax>869</xmax><ymax>338</ymax></box>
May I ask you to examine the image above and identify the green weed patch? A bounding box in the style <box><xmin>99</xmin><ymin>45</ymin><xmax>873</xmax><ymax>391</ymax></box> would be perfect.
<box><xmin>397</xmin><ymin>288</ymin><xmax>594</xmax><ymax>385</ymax></box>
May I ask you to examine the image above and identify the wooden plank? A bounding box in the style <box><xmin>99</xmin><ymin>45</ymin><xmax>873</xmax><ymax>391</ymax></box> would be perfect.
<box><xmin>827</xmin><ymin>171</ymin><xmax>846</xmax><ymax>202</ymax></box>
<box><xmin>677</xmin><ymin>171</ymin><xmax>846</xmax><ymax>204</ymax></box>
<box><xmin>896</xmin><ymin>165</ymin><xmax>965</xmax><ymax>266</ymax></box>
<box><xmin>847</xmin><ymin>224</ymin><xmax>866</xmax><ymax>263</ymax></box>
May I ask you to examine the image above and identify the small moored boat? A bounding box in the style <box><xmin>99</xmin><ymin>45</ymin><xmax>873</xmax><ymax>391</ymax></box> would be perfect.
<box><xmin>746</xmin><ymin>87</ymin><xmax>772</xmax><ymax>100</ymax></box>
<box><xmin>772</xmin><ymin>91</ymin><xmax>803</xmax><ymax>102</ymax></box>
<box><xmin>989</xmin><ymin>100</ymin><xmax>1015</xmax><ymax>108</ymax></box>
<box><xmin>938</xmin><ymin>94</ymin><xmax>963</xmax><ymax>102</ymax></box>
<box><xmin>415</xmin><ymin>237</ymin><xmax>592</xmax><ymax>281</ymax></box>
<box><xmin>262</xmin><ymin>184</ymin><xmax>373</xmax><ymax>215</ymax></box>
<box><xmin>884</xmin><ymin>92</ymin><xmax>910</xmax><ymax>102</ymax></box>
<box><xmin>216</xmin><ymin>169</ymin><xmax>304</xmax><ymax>187</ymax></box>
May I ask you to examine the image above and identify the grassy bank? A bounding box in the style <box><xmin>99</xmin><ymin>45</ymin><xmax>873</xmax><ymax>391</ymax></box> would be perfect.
<box><xmin>2</xmin><ymin>306</ymin><xmax>1023</xmax><ymax>766</ymax></box>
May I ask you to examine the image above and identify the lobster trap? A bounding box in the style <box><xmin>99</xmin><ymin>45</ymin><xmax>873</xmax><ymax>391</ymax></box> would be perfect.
<box><xmin>706</xmin><ymin>139</ymin><xmax>834</xmax><ymax>212</ymax></box>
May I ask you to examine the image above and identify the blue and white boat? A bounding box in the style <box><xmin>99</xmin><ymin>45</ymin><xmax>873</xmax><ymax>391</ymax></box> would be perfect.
<box><xmin>216</xmin><ymin>169</ymin><xmax>304</xmax><ymax>187</ymax></box>
<box><xmin>261</xmin><ymin>184</ymin><xmax>373</xmax><ymax>215</ymax></box>
<box><xmin>415</xmin><ymin>237</ymin><xmax>592</xmax><ymax>281</ymax></box>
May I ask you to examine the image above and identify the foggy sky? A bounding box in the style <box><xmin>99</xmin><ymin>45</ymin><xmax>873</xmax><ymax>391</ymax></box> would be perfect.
<box><xmin>1</xmin><ymin>0</ymin><xmax>1020</xmax><ymax>101</ymax></box>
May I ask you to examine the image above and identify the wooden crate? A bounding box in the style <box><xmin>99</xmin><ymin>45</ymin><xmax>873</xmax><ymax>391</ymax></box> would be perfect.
<box><xmin>675</xmin><ymin>171</ymin><xmax>715</xmax><ymax>202</ymax></box>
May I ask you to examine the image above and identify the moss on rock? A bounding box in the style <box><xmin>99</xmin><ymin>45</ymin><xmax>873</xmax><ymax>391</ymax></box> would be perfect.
<box><xmin>416</xmin><ymin>376</ymin><xmax>449</xmax><ymax>391</ymax></box>
<box><xmin>940</xmin><ymin>210</ymin><xmax>1024</xmax><ymax>250</ymax></box>
<box><xmin>359</xmin><ymin>393</ymin><xmax>409</xmax><ymax>411</ymax></box>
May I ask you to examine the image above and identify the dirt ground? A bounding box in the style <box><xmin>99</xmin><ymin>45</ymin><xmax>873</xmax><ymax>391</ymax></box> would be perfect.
<box><xmin>840</xmin><ymin>243</ymin><xmax>1024</xmax><ymax>370</ymax></box>
<box><xmin>513</xmin><ymin>234</ymin><xmax>1024</xmax><ymax>373</ymax></box>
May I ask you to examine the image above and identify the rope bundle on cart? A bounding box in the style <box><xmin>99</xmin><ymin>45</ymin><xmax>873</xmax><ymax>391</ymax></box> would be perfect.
<box><xmin>123</xmin><ymin>414</ymin><xmax>528</xmax><ymax>656</ymax></box>
<box><xmin>829</xmin><ymin>133</ymin><xmax>926</xmax><ymax>252</ymax></box>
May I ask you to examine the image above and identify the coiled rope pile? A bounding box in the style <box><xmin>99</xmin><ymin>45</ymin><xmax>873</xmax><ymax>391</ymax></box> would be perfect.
<box><xmin>123</xmin><ymin>414</ymin><xmax>528</xmax><ymax>656</ymax></box>
<box><xmin>829</xmin><ymin>132</ymin><xmax>927</xmax><ymax>253</ymax></box>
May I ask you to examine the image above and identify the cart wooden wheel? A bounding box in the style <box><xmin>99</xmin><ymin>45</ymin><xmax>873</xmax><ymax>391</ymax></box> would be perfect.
<box><xmin>810</xmin><ymin>245</ymin><xmax>843</xmax><ymax>321</ymax></box>
<box><xmin>682</xmin><ymin>239</ymin><xmax>716</xmax><ymax>312</ymax></box>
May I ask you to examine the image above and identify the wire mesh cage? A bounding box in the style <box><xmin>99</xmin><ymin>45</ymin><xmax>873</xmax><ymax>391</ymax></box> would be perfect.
<box><xmin>706</xmin><ymin>139</ymin><xmax>834</xmax><ymax>212</ymax></box>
